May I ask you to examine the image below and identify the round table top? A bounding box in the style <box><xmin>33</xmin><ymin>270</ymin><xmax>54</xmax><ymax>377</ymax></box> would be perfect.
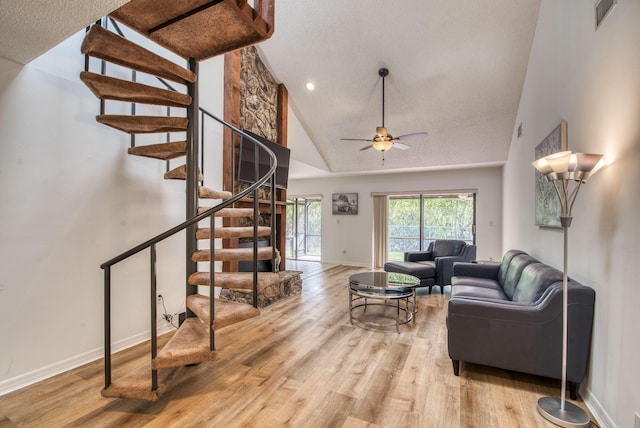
<box><xmin>349</xmin><ymin>271</ymin><xmax>419</xmax><ymax>291</ymax></box>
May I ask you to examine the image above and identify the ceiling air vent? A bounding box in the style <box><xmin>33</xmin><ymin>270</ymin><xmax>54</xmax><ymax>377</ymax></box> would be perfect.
<box><xmin>595</xmin><ymin>0</ymin><xmax>616</xmax><ymax>30</ymax></box>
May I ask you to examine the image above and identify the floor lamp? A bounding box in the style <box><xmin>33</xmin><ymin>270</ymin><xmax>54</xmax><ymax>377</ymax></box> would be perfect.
<box><xmin>532</xmin><ymin>151</ymin><xmax>603</xmax><ymax>428</ymax></box>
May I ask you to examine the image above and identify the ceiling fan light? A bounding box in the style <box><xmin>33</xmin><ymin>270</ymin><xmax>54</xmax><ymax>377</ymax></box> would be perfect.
<box><xmin>373</xmin><ymin>140</ymin><xmax>393</xmax><ymax>152</ymax></box>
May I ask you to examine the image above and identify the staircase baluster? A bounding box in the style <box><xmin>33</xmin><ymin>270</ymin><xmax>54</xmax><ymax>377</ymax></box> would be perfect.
<box><xmin>150</xmin><ymin>244</ymin><xmax>158</xmax><ymax>391</ymax></box>
<box><xmin>104</xmin><ymin>266</ymin><xmax>112</xmax><ymax>389</ymax></box>
<box><xmin>209</xmin><ymin>213</ymin><xmax>216</xmax><ymax>351</ymax></box>
<box><xmin>130</xmin><ymin>70</ymin><xmax>136</xmax><ymax>148</ymax></box>
<box><xmin>271</xmin><ymin>172</ymin><xmax>277</xmax><ymax>272</ymax></box>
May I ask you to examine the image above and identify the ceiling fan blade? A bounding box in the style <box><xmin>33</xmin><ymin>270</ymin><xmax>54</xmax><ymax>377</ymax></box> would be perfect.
<box><xmin>360</xmin><ymin>145</ymin><xmax>374</xmax><ymax>151</ymax></box>
<box><xmin>341</xmin><ymin>138</ymin><xmax>374</xmax><ymax>142</ymax></box>
<box><xmin>393</xmin><ymin>142</ymin><xmax>410</xmax><ymax>150</ymax></box>
<box><xmin>396</xmin><ymin>132</ymin><xmax>429</xmax><ymax>141</ymax></box>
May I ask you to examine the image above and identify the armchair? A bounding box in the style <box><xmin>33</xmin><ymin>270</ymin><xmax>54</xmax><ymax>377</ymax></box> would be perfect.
<box><xmin>384</xmin><ymin>239</ymin><xmax>477</xmax><ymax>294</ymax></box>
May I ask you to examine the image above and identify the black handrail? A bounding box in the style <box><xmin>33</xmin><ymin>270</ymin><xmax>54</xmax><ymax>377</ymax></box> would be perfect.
<box><xmin>100</xmin><ymin>119</ymin><xmax>276</xmax><ymax>269</ymax></box>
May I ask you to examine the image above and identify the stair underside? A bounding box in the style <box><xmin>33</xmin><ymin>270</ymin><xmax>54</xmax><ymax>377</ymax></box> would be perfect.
<box><xmin>101</xmin><ymin>363</ymin><xmax>183</xmax><ymax>401</ymax></box>
<box><xmin>80</xmin><ymin>72</ymin><xmax>192</xmax><ymax>107</ymax></box>
<box><xmin>81</xmin><ymin>25</ymin><xmax>196</xmax><ymax>84</ymax></box>
<box><xmin>110</xmin><ymin>0</ymin><xmax>271</xmax><ymax>61</ymax></box>
<box><xmin>97</xmin><ymin>115</ymin><xmax>188</xmax><ymax>134</ymax></box>
<box><xmin>128</xmin><ymin>141</ymin><xmax>187</xmax><ymax>160</ymax></box>
<box><xmin>188</xmin><ymin>271</ymin><xmax>280</xmax><ymax>289</ymax></box>
<box><xmin>199</xmin><ymin>187</ymin><xmax>232</xmax><ymax>200</ymax></box>
<box><xmin>164</xmin><ymin>164</ymin><xmax>203</xmax><ymax>181</ymax></box>
<box><xmin>192</xmin><ymin>246</ymin><xmax>274</xmax><ymax>262</ymax></box>
<box><xmin>196</xmin><ymin>226</ymin><xmax>270</xmax><ymax>239</ymax></box>
<box><xmin>186</xmin><ymin>294</ymin><xmax>260</xmax><ymax>330</ymax></box>
<box><xmin>153</xmin><ymin>317</ymin><xmax>216</xmax><ymax>369</ymax></box>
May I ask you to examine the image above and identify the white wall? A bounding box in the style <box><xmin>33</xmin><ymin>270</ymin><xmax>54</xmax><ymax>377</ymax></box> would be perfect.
<box><xmin>289</xmin><ymin>166</ymin><xmax>503</xmax><ymax>266</ymax></box>
<box><xmin>0</xmin><ymin>29</ymin><xmax>225</xmax><ymax>394</ymax></box>
<box><xmin>503</xmin><ymin>1</ymin><xmax>640</xmax><ymax>426</ymax></box>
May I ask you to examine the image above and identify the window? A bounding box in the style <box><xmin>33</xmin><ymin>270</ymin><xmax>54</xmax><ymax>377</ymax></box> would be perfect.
<box><xmin>387</xmin><ymin>193</ymin><xmax>475</xmax><ymax>261</ymax></box>
<box><xmin>286</xmin><ymin>197</ymin><xmax>321</xmax><ymax>261</ymax></box>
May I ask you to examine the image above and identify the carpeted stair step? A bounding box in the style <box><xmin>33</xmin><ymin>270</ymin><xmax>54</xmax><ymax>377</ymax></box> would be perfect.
<box><xmin>81</xmin><ymin>25</ymin><xmax>197</xmax><ymax>84</ymax></box>
<box><xmin>128</xmin><ymin>141</ymin><xmax>187</xmax><ymax>160</ymax></box>
<box><xmin>186</xmin><ymin>294</ymin><xmax>260</xmax><ymax>330</ymax></box>
<box><xmin>80</xmin><ymin>72</ymin><xmax>192</xmax><ymax>107</ymax></box>
<box><xmin>101</xmin><ymin>363</ymin><xmax>183</xmax><ymax>401</ymax></box>
<box><xmin>153</xmin><ymin>317</ymin><xmax>216</xmax><ymax>369</ymax></box>
<box><xmin>199</xmin><ymin>187</ymin><xmax>232</xmax><ymax>200</ymax></box>
<box><xmin>164</xmin><ymin>164</ymin><xmax>203</xmax><ymax>181</ymax></box>
<box><xmin>197</xmin><ymin>207</ymin><xmax>254</xmax><ymax>217</ymax></box>
<box><xmin>97</xmin><ymin>115</ymin><xmax>188</xmax><ymax>134</ymax></box>
<box><xmin>188</xmin><ymin>271</ymin><xmax>280</xmax><ymax>289</ymax></box>
<box><xmin>196</xmin><ymin>225</ymin><xmax>270</xmax><ymax>240</ymax></box>
<box><xmin>192</xmin><ymin>246</ymin><xmax>274</xmax><ymax>262</ymax></box>
<box><xmin>110</xmin><ymin>0</ymin><xmax>273</xmax><ymax>61</ymax></box>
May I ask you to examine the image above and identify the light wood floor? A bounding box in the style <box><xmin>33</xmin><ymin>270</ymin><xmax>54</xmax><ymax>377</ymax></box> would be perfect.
<box><xmin>0</xmin><ymin>262</ymin><xmax>594</xmax><ymax>427</ymax></box>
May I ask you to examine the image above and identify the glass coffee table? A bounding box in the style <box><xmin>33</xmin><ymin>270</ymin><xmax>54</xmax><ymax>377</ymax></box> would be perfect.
<box><xmin>348</xmin><ymin>272</ymin><xmax>419</xmax><ymax>332</ymax></box>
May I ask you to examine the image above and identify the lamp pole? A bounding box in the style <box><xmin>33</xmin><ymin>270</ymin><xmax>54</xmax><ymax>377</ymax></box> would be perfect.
<box><xmin>532</xmin><ymin>151</ymin><xmax>603</xmax><ymax>428</ymax></box>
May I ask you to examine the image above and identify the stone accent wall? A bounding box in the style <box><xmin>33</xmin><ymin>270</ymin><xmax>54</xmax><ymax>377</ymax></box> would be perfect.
<box><xmin>220</xmin><ymin>271</ymin><xmax>302</xmax><ymax>308</ymax></box>
<box><xmin>240</xmin><ymin>46</ymin><xmax>278</xmax><ymax>142</ymax></box>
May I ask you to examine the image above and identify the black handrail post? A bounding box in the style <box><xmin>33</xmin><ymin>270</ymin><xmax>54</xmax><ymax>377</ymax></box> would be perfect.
<box><xmin>271</xmin><ymin>172</ymin><xmax>276</xmax><ymax>272</ymax></box>
<box><xmin>185</xmin><ymin>58</ymin><xmax>199</xmax><ymax>313</ymax></box>
<box><xmin>104</xmin><ymin>266</ymin><xmax>111</xmax><ymax>389</ymax></box>
<box><xmin>253</xmin><ymin>144</ymin><xmax>260</xmax><ymax>308</ymax></box>
<box><xmin>209</xmin><ymin>214</ymin><xmax>216</xmax><ymax>351</ymax></box>
<box><xmin>130</xmin><ymin>70</ymin><xmax>136</xmax><ymax>148</ymax></box>
<box><xmin>150</xmin><ymin>245</ymin><xmax>158</xmax><ymax>391</ymax></box>
<box><xmin>200</xmin><ymin>110</ymin><xmax>205</xmax><ymax>185</ymax></box>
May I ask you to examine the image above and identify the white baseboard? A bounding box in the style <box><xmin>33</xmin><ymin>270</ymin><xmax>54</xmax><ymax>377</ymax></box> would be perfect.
<box><xmin>0</xmin><ymin>324</ymin><xmax>174</xmax><ymax>396</ymax></box>
<box><xmin>583</xmin><ymin>385</ymin><xmax>616</xmax><ymax>428</ymax></box>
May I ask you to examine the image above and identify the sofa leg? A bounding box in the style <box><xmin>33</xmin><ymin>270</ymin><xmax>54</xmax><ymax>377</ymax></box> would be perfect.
<box><xmin>569</xmin><ymin>381</ymin><xmax>579</xmax><ymax>400</ymax></box>
<box><xmin>452</xmin><ymin>359</ymin><xmax>460</xmax><ymax>376</ymax></box>
<box><xmin>440</xmin><ymin>285</ymin><xmax>444</xmax><ymax>295</ymax></box>
<box><xmin>428</xmin><ymin>285</ymin><xmax>432</xmax><ymax>295</ymax></box>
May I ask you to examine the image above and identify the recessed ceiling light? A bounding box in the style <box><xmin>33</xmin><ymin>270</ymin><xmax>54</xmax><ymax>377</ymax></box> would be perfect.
<box><xmin>306</xmin><ymin>82</ymin><xmax>315</xmax><ymax>91</ymax></box>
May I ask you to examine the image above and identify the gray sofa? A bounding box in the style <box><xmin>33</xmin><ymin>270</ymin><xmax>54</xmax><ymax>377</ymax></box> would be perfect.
<box><xmin>384</xmin><ymin>239</ymin><xmax>476</xmax><ymax>294</ymax></box>
<box><xmin>446</xmin><ymin>250</ymin><xmax>595</xmax><ymax>399</ymax></box>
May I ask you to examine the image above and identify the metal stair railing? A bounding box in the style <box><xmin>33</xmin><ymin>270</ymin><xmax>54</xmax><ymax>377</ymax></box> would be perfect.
<box><xmin>100</xmin><ymin>118</ymin><xmax>277</xmax><ymax>392</ymax></box>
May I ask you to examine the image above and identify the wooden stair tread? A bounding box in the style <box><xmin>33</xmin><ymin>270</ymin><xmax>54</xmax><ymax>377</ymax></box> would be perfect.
<box><xmin>196</xmin><ymin>226</ymin><xmax>270</xmax><ymax>239</ymax></box>
<box><xmin>81</xmin><ymin>25</ymin><xmax>196</xmax><ymax>84</ymax></box>
<box><xmin>192</xmin><ymin>246</ymin><xmax>274</xmax><ymax>262</ymax></box>
<box><xmin>188</xmin><ymin>271</ymin><xmax>280</xmax><ymax>289</ymax></box>
<box><xmin>101</xmin><ymin>363</ymin><xmax>183</xmax><ymax>401</ymax></box>
<box><xmin>110</xmin><ymin>0</ymin><xmax>272</xmax><ymax>61</ymax></box>
<box><xmin>186</xmin><ymin>294</ymin><xmax>260</xmax><ymax>330</ymax></box>
<box><xmin>154</xmin><ymin>318</ymin><xmax>216</xmax><ymax>369</ymax></box>
<box><xmin>164</xmin><ymin>164</ymin><xmax>203</xmax><ymax>181</ymax></box>
<box><xmin>97</xmin><ymin>115</ymin><xmax>188</xmax><ymax>134</ymax></box>
<box><xmin>198</xmin><ymin>207</ymin><xmax>254</xmax><ymax>217</ymax></box>
<box><xmin>128</xmin><ymin>141</ymin><xmax>187</xmax><ymax>160</ymax></box>
<box><xmin>199</xmin><ymin>187</ymin><xmax>232</xmax><ymax>200</ymax></box>
<box><xmin>80</xmin><ymin>72</ymin><xmax>192</xmax><ymax>107</ymax></box>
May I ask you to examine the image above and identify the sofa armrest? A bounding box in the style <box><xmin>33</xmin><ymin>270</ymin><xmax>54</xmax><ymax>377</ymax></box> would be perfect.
<box><xmin>405</xmin><ymin>251</ymin><xmax>433</xmax><ymax>262</ymax></box>
<box><xmin>435</xmin><ymin>256</ymin><xmax>469</xmax><ymax>286</ymax></box>
<box><xmin>452</xmin><ymin>262</ymin><xmax>500</xmax><ymax>279</ymax></box>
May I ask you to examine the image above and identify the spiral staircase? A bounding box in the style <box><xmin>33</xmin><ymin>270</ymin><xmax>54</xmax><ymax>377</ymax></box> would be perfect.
<box><xmin>80</xmin><ymin>0</ymin><xmax>279</xmax><ymax>401</ymax></box>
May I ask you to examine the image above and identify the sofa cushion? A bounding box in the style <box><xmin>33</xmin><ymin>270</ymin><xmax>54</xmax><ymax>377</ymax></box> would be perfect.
<box><xmin>383</xmin><ymin>260</ymin><xmax>436</xmax><ymax>279</ymax></box>
<box><xmin>501</xmin><ymin>253</ymin><xmax>539</xmax><ymax>299</ymax></box>
<box><xmin>496</xmin><ymin>250</ymin><xmax>526</xmax><ymax>286</ymax></box>
<box><xmin>512</xmin><ymin>263</ymin><xmax>563</xmax><ymax>303</ymax></box>
<box><xmin>432</xmin><ymin>240</ymin><xmax>466</xmax><ymax>258</ymax></box>
<box><xmin>451</xmin><ymin>276</ymin><xmax>503</xmax><ymax>291</ymax></box>
<box><xmin>451</xmin><ymin>284</ymin><xmax>508</xmax><ymax>300</ymax></box>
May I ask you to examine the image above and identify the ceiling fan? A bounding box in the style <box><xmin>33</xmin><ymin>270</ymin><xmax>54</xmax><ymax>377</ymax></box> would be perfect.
<box><xmin>341</xmin><ymin>68</ymin><xmax>428</xmax><ymax>158</ymax></box>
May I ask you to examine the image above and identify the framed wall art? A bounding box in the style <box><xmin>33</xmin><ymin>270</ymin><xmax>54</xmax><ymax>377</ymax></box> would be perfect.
<box><xmin>534</xmin><ymin>121</ymin><xmax>568</xmax><ymax>228</ymax></box>
<box><xmin>332</xmin><ymin>193</ymin><xmax>358</xmax><ymax>215</ymax></box>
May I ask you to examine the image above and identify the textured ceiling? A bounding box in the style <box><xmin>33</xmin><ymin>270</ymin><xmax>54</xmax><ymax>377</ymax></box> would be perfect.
<box><xmin>258</xmin><ymin>0</ymin><xmax>540</xmax><ymax>176</ymax></box>
<box><xmin>0</xmin><ymin>0</ymin><xmax>540</xmax><ymax>177</ymax></box>
<box><xmin>0</xmin><ymin>0</ymin><xmax>129</xmax><ymax>65</ymax></box>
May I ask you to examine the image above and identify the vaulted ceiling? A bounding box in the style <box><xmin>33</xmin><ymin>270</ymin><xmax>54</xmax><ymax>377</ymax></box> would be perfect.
<box><xmin>0</xmin><ymin>0</ymin><xmax>541</xmax><ymax>178</ymax></box>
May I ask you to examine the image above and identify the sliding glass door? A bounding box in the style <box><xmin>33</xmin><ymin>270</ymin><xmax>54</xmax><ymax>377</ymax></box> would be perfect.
<box><xmin>388</xmin><ymin>193</ymin><xmax>475</xmax><ymax>261</ymax></box>
<box><xmin>286</xmin><ymin>197</ymin><xmax>321</xmax><ymax>261</ymax></box>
